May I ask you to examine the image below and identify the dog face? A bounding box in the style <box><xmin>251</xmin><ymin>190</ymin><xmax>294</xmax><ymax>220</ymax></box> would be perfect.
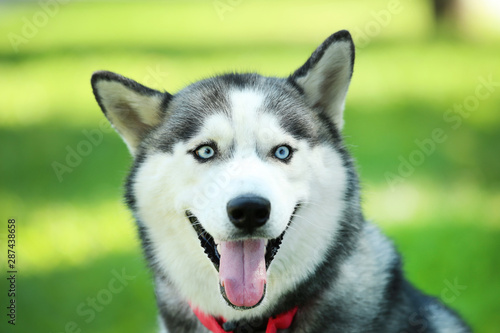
<box><xmin>92</xmin><ymin>30</ymin><xmax>354</xmax><ymax>319</ymax></box>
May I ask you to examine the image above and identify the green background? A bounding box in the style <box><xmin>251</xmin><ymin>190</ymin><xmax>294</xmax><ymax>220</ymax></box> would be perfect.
<box><xmin>1</xmin><ymin>0</ymin><xmax>499</xmax><ymax>332</ymax></box>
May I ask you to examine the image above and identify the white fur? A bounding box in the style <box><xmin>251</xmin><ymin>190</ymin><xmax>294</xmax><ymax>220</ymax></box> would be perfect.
<box><xmin>133</xmin><ymin>87</ymin><xmax>348</xmax><ymax>321</ymax></box>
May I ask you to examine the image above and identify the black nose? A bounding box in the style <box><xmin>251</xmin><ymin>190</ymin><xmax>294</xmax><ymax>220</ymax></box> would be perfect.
<box><xmin>227</xmin><ymin>196</ymin><xmax>271</xmax><ymax>231</ymax></box>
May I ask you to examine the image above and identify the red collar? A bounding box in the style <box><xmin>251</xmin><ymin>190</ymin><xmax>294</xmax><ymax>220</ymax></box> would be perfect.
<box><xmin>190</xmin><ymin>304</ymin><xmax>298</xmax><ymax>333</ymax></box>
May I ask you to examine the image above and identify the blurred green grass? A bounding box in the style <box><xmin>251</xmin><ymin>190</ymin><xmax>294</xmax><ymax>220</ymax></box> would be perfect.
<box><xmin>1</xmin><ymin>1</ymin><xmax>499</xmax><ymax>332</ymax></box>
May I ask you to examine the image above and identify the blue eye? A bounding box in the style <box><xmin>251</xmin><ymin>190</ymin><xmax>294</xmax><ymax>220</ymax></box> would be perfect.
<box><xmin>195</xmin><ymin>145</ymin><xmax>216</xmax><ymax>160</ymax></box>
<box><xmin>274</xmin><ymin>145</ymin><xmax>292</xmax><ymax>160</ymax></box>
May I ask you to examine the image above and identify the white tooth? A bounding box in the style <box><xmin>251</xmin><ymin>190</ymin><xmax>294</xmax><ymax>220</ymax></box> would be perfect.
<box><xmin>264</xmin><ymin>239</ymin><xmax>268</xmax><ymax>246</ymax></box>
<box><xmin>217</xmin><ymin>244</ymin><xmax>221</xmax><ymax>255</ymax></box>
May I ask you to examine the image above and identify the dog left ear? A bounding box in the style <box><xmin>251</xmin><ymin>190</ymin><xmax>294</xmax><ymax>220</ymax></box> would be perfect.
<box><xmin>290</xmin><ymin>30</ymin><xmax>355</xmax><ymax>130</ymax></box>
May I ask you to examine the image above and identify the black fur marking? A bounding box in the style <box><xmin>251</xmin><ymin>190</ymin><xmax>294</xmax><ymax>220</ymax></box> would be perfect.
<box><xmin>399</xmin><ymin>281</ymin><xmax>442</xmax><ymax>333</ymax></box>
<box><xmin>135</xmin><ymin>222</ymin><xmax>156</xmax><ymax>269</ymax></box>
<box><xmin>286</xmin><ymin>77</ymin><xmax>305</xmax><ymax>96</ymax></box>
<box><xmin>123</xmin><ymin>152</ymin><xmax>160</xmax><ymax>273</ymax></box>
<box><xmin>124</xmin><ymin>151</ymin><xmax>146</xmax><ymax>210</ymax></box>
<box><xmin>160</xmin><ymin>92</ymin><xmax>173</xmax><ymax>113</ymax></box>
<box><xmin>222</xmin><ymin>314</ymin><xmax>269</xmax><ymax>332</ymax></box>
<box><xmin>371</xmin><ymin>256</ymin><xmax>405</xmax><ymax>331</ymax></box>
<box><xmin>317</xmin><ymin>110</ymin><xmax>343</xmax><ymax>143</ymax></box>
<box><xmin>154</xmin><ymin>77</ymin><xmax>232</xmax><ymax>153</ymax></box>
<box><xmin>397</xmin><ymin>280</ymin><xmax>471</xmax><ymax>333</ymax></box>
<box><xmin>263</xmin><ymin>84</ymin><xmax>318</xmax><ymax>143</ymax></box>
<box><xmin>155</xmin><ymin>275</ymin><xmax>203</xmax><ymax>332</ymax></box>
<box><xmin>219</xmin><ymin>72</ymin><xmax>259</xmax><ymax>89</ymax></box>
<box><xmin>384</xmin><ymin>256</ymin><xmax>405</xmax><ymax>305</ymax></box>
<box><xmin>158</xmin><ymin>307</ymin><xmax>201</xmax><ymax>333</ymax></box>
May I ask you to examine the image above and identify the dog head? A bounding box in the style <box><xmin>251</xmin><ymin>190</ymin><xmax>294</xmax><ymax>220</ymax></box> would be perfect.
<box><xmin>91</xmin><ymin>30</ymin><xmax>354</xmax><ymax>318</ymax></box>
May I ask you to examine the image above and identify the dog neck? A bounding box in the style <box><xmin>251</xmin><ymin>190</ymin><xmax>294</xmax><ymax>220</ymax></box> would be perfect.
<box><xmin>190</xmin><ymin>304</ymin><xmax>298</xmax><ymax>333</ymax></box>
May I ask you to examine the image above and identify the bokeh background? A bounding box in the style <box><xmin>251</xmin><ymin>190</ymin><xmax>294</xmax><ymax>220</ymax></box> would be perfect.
<box><xmin>1</xmin><ymin>0</ymin><xmax>499</xmax><ymax>332</ymax></box>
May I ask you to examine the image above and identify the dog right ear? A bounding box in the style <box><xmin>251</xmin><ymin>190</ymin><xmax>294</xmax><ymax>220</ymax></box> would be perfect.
<box><xmin>290</xmin><ymin>30</ymin><xmax>355</xmax><ymax>131</ymax></box>
<box><xmin>91</xmin><ymin>71</ymin><xmax>171</xmax><ymax>155</ymax></box>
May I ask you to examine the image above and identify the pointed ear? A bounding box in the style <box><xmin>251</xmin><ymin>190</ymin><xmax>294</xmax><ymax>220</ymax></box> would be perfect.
<box><xmin>91</xmin><ymin>71</ymin><xmax>171</xmax><ymax>155</ymax></box>
<box><xmin>290</xmin><ymin>30</ymin><xmax>355</xmax><ymax>130</ymax></box>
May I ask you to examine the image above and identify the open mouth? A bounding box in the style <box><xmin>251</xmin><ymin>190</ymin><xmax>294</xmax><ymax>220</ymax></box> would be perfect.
<box><xmin>186</xmin><ymin>209</ymin><xmax>295</xmax><ymax>310</ymax></box>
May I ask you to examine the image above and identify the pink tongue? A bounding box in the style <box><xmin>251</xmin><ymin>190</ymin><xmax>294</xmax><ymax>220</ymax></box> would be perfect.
<box><xmin>219</xmin><ymin>239</ymin><xmax>267</xmax><ymax>308</ymax></box>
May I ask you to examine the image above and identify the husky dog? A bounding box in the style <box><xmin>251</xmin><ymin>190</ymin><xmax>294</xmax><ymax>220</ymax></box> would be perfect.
<box><xmin>91</xmin><ymin>30</ymin><xmax>470</xmax><ymax>332</ymax></box>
